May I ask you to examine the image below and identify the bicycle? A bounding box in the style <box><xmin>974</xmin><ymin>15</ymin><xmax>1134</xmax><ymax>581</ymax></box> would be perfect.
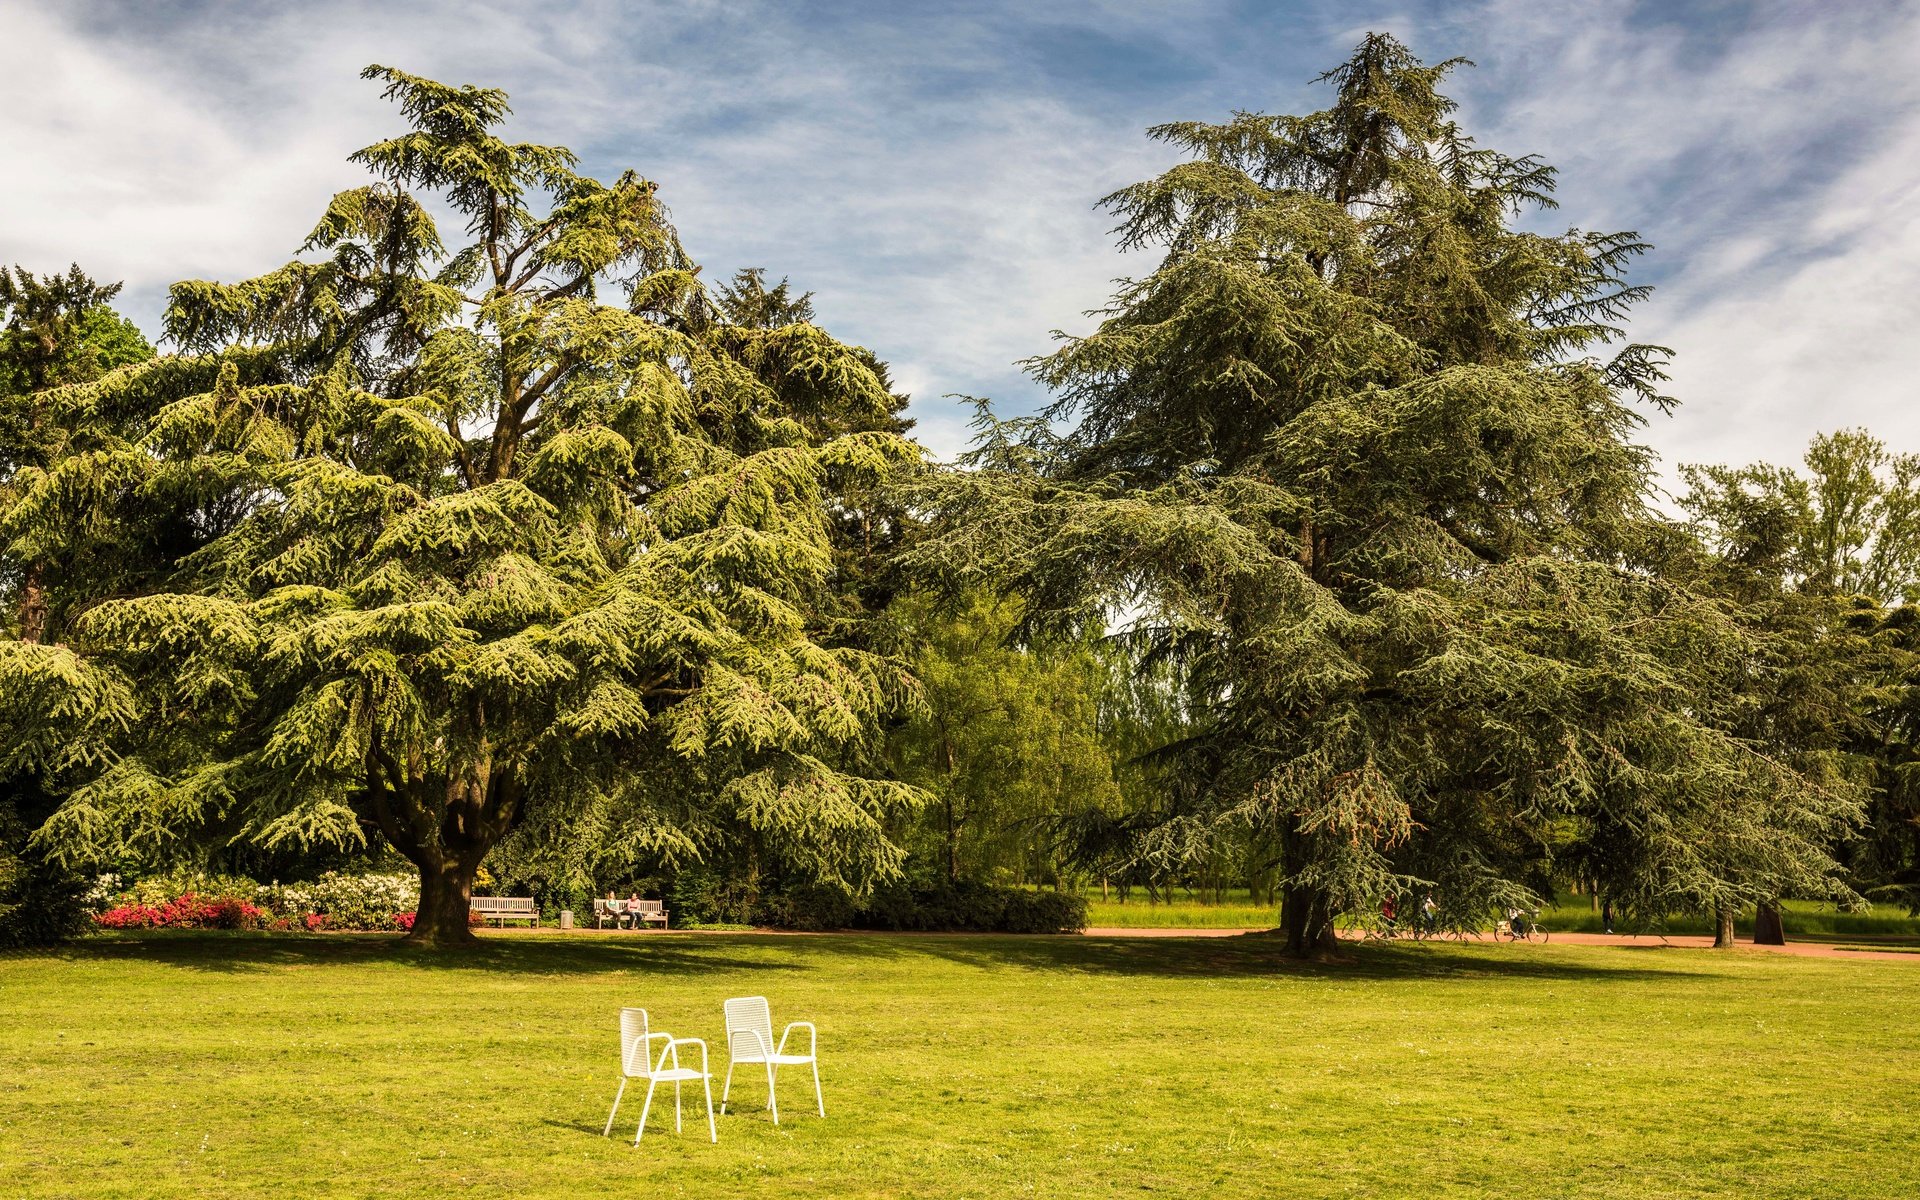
<box><xmin>1501</xmin><ymin>910</ymin><xmax>1549</xmax><ymax>943</ymax></box>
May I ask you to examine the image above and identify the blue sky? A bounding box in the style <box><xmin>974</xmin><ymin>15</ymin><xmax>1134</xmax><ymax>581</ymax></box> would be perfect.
<box><xmin>3</xmin><ymin>0</ymin><xmax>1918</xmax><ymax>482</ymax></box>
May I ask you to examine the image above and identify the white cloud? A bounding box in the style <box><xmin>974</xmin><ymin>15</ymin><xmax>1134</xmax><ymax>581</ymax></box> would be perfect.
<box><xmin>3</xmin><ymin>0</ymin><xmax>1918</xmax><ymax>474</ymax></box>
<box><xmin>1440</xmin><ymin>0</ymin><xmax>1920</xmax><ymax>485</ymax></box>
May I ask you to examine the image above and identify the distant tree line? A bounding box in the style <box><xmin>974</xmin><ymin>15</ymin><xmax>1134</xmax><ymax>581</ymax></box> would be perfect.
<box><xmin>3</xmin><ymin>38</ymin><xmax>1916</xmax><ymax>954</ymax></box>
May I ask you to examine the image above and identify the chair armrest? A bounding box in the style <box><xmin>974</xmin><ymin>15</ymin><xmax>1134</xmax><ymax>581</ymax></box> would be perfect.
<box><xmin>669</xmin><ymin>1036</ymin><xmax>710</xmax><ymax>1075</ymax></box>
<box><xmin>777</xmin><ymin>1020</ymin><xmax>816</xmax><ymax>1058</ymax></box>
<box><xmin>728</xmin><ymin>1027</ymin><xmax>773</xmax><ymax>1062</ymax></box>
<box><xmin>626</xmin><ymin>1031</ymin><xmax>673</xmax><ymax>1074</ymax></box>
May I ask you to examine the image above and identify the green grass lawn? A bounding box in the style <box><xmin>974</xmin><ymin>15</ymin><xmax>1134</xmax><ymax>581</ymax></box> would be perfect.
<box><xmin>3</xmin><ymin>931</ymin><xmax>1917</xmax><ymax>1199</ymax></box>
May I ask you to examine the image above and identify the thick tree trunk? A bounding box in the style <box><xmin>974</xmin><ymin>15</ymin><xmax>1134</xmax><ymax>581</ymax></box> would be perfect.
<box><xmin>1712</xmin><ymin>904</ymin><xmax>1737</xmax><ymax>949</ymax></box>
<box><xmin>368</xmin><ymin>745</ymin><xmax>523</xmax><ymax>949</ymax></box>
<box><xmin>408</xmin><ymin>854</ymin><xmax>481</xmax><ymax>947</ymax></box>
<box><xmin>1280</xmin><ymin>883</ymin><xmax>1342</xmax><ymax>958</ymax></box>
<box><xmin>1753</xmin><ymin>899</ymin><xmax>1786</xmax><ymax>946</ymax></box>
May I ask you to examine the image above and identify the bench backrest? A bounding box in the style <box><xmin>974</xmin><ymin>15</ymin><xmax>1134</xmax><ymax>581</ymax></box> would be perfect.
<box><xmin>470</xmin><ymin>896</ymin><xmax>535</xmax><ymax>913</ymax></box>
<box><xmin>633</xmin><ymin>900</ymin><xmax>664</xmax><ymax>915</ymax></box>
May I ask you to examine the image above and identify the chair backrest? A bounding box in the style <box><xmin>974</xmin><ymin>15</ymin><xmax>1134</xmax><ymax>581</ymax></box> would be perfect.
<box><xmin>723</xmin><ymin>995</ymin><xmax>774</xmax><ymax>1056</ymax></box>
<box><xmin>619</xmin><ymin>1007</ymin><xmax>650</xmax><ymax>1074</ymax></box>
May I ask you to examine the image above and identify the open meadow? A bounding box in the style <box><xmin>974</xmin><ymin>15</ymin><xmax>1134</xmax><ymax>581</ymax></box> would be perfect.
<box><xmin>3</xmin><ymin>931</ymin><xmax>1916</xmax><ymax>1199</ymax></box>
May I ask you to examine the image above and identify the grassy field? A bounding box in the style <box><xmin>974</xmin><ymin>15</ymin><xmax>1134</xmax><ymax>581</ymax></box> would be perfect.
<box><xmin>1087</xmin><ymin>892</ymin><xmax>1920</xmax><ymax>940</ymax></box>
<box><xmin>4</xmin><ymin>932</ymin><xmax>1918</xmax><ymax>1198</ymax></box>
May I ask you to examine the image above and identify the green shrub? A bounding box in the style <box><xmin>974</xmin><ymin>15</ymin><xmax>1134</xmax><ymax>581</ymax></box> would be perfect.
<box><xmin>1001</xmin><ymin>889</ymin><xmax>1088</xmax><ymax>934</ymax></box>
<box><xmin>0</xmin><ymin>843</ymin><xmax>93</xmax><ymax>949</ymax></box>
<box><xmin>254</xmin><ymin>872</ymin><xmax>418</xmax><ymax>930</ymax></box>
<box><xmin>753</xmin><ymin>884</ymin><xmax>858</xmax><ymax>932</ymax></box>
<box><xmin>747</xmin><ymin>880</ymin><xmax>1087</xmax><ymax>934</ymax></box>
<box><xmin>671</xmin><ymin>866</ymin><xmax>756</xmax><ymax>927</ymax></box>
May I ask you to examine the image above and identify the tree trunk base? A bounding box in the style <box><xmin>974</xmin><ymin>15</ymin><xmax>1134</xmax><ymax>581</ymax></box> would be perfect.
<box><xmin>401</xmin><ymin>923</ymin><xmax>482</xmax><ymax>948</ymax></box>
<box><xmin>406</xmin><ymin>858</ymin><xmax>482</xmax><ymax>948</ymax></box>
<box><xmin>1712</xmin><ymin>905</ymin><xmax>1737</xmax><ymax>949</ymax></box>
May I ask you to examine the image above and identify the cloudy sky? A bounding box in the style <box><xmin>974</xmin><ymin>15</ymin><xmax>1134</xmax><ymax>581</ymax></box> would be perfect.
<box><xmin>3</xmin><ymin>0</ymin><xmax>1917</xmax><ymax>484</ymax></box>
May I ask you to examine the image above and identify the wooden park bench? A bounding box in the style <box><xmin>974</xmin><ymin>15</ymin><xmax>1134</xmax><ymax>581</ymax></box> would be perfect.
<box><xmin>594</xmin><ymin>898</ymin><xmax>670</xmax><ymax>929</ymax></box>
<box><xmin>470</xmin><ymin>896</ymin><xmax>539</xmax><ymax>926</ymax></box>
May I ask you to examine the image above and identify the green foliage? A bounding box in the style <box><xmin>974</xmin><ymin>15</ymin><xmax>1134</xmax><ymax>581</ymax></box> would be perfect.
<box><xmin>1</xmin><ymin>67</ymin><xmax>925</xmax><ymax>944</ymax></box>
<box><xmin>909</xmin><ymin>34</ymin><xmax>1856</xmax><ymax>954</ymax></box>
<box><xmin>1682</xmin><ymin>428</ymin><xmax>1920</xmax><ymax>604</ymax></box>
<box><xmin>1683</xmin><ymin>430</ymin><xmax>1920</xmax><ymax>914</ymax></box>
<box><xmin>0</xmin><ymin>265</ymin><xmax>158</xmax><ymax>644</ymax></box>
<box><xmin>855</xmin><ymin>881</ymin><xmax>1088</xmax><ymax>933</ymax></box>
<box><xmin>0</xmin><ymin>802</ymin><xmax>91</xmax><ymax>949</ymax></box>
<box><xmin>886</xmin><ymin>592</ymin><xmax>1117</xmax><ymax>884</ymax></box>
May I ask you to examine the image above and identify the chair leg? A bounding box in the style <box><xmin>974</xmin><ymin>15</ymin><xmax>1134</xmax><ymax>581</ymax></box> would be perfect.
<box><xmin>603</xmin><ymin>1077</ymin><xmax>628</xmax><ymax>1137</ymax></box>
<box><xmin>767</xmin><ymin>1062</ymin><xmax>780</xmax><ymax>1125</ymax></box>
<box><xmin>635</xmin><ymin>1079</ymin><xmax>658</xmax><ymax>1146</ymax></box>
<box><xmin>812</xmin><ymin>1059</ymin><xmax>824</xmax><ymax>1117</ymax></box>
<box><xmin>703</xmin><ymin>1074</ymin><xmax>717</xmax><ymax>1142</ymax></box>
<box><xmin>721</xmin><ymin>1060</ymin><xmax>735</xmax><ymax>1114</ymax></box>
<box><xmin>674</xmin><ymin>1080</ymin><xmax>683</xmax><ymax>1133</ymax></box>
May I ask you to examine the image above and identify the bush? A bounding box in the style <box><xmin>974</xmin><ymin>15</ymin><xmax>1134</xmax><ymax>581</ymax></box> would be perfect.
<box><xmin>0</xmin><ymin>853</ymin><xmax>94</xmax><ymax>948</ymax></box>
<box><xmin>746</xmin><ymin>880</ymin><xmax>1087</xmax><ymax>934</ymax></box>
<box><xmin>94</xmin><ymin>892</ymin><xmax>264</xmax><ymax>931</ymax></box>
<box><xmin>752</xmin><ymin>884</ymin><xmax>858</xmax><ymax>932</ymax></box>
<box><xmin>254</xmin><ymin>872</ymin><xmax>419</xmax><ymax>930</ymax></box>
<box><xmin>670</xmin><ymin>866</ymin><xmax>757</xmax><ymax>927</ymax></box>
<box><xmin>1001</xmin><ymin>889</ymin><xmax>1087</xmax><ymax>934</ymax></box>
<box><xmin>91</xmin><ymin>871</ymin><xmax>421</xmax><ymax>933</ymax></box>
<box><xmin>0</xmin><ymin>807</ymin><xmax>94</xmax><ymax>949</ymax></box>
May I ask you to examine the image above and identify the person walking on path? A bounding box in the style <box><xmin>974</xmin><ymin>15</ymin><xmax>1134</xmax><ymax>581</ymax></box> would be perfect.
<box><xmin>1420</xmin><ymin>893</ymin><xmax>1437</xmax><ymax>935</ymax></box>
<box><xmin>1602</xmin><ymin>898</ymin><xmax>1614</xmax><ymax>935</ymax></box>
<box><xmin>1381</xmin><ymin>895</ymin><xmax>1399</xmax><ymax>936</ymax></box>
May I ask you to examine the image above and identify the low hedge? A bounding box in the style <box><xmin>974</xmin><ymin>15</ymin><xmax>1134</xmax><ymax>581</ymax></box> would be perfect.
<box><xmin>748</xmin><ymin>880</ymin><xmax>1087</xmax><ymax>934</ymax></box>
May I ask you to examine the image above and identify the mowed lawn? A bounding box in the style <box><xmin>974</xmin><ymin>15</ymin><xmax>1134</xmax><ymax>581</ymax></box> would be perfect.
<box><xmin>2</xmin><ymin>932</ymin><xmax>1916</xmax><ymax>1199</ymax></box>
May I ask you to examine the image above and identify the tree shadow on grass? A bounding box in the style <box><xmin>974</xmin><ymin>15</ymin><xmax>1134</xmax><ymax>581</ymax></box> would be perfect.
<box><xmin>42</xmin><ymin>929</ymin><xmax>1722</xmax><ymax>985</ymax></box>
<box><xmin>812</xmin><ymin>931</ymin><xmax>1722</xmax><ymax>984</ymax></box>
<box><xmin>48</xmin><ymin>930</ymin><xmax>804</xmax><ymax>977</ymax></box>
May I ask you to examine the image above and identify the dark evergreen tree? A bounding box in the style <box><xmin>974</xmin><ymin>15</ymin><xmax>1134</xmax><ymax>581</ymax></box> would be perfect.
<box><xmin>0</xmin><ymin>265</ymin><xmax>155</xmax><ymax>945</ymax></box>
<box><xmin>910</xmin><ymin>34</ymin><xmax>1858</xmax><ymax>955</ymax></box>
<box><xmin>0</xmin><ymin>68</ymin><xmax>924</xmax><ymax>945</ymax></box>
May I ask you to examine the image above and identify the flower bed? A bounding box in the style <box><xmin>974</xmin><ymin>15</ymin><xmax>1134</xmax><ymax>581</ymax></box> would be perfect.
<box><xmin>96</xmin><ymin>892</ymin><xmax>266</xmax><ymax>930</ymax></box>
<box><xmin>93</xmin><ymin>871</ymin><xmax>427</xmax><ymax>933</ymax></box>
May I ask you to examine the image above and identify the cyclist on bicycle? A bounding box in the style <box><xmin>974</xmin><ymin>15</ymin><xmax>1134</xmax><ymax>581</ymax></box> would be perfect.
<box><xmin>1505</xmin><ymin>906</ymin><xmax>1530</xmax><ymax>939</ymax></box>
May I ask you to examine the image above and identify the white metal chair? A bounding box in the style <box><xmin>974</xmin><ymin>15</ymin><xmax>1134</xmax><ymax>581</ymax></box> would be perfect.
<box><xmin>720</xmin><ymin>995</ymin><xmax>821</xmax><ymax>1124</ymax></box>
<box><xmin>604</xmin><ymin>1007</ymin><xmax>716</xmax><ymax>1144</ymax></box>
